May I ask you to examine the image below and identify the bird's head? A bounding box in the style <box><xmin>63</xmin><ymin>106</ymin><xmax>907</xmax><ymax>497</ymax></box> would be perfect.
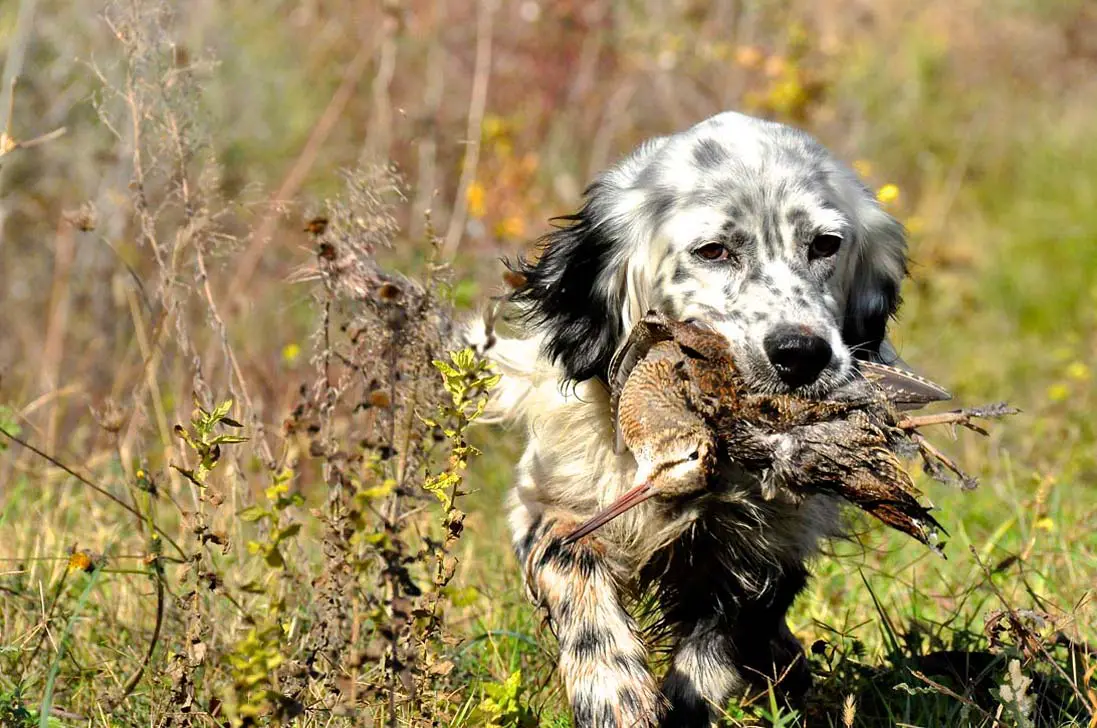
<box><xmin>633</xmin><ymin>428</ymin><xmax>716</xmax><ymax>499</ymax></box>
<box><xmin>564</xmin><ymin>425</ymin><xmax>715</xmax><ymax>544</ymax></box>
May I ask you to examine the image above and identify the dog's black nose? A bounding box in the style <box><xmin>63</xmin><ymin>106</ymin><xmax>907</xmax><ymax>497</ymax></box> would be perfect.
<box><xmin>763</xmin><ymin>326</ymin><xmax>833</xmax><ymax>388</ymax></box>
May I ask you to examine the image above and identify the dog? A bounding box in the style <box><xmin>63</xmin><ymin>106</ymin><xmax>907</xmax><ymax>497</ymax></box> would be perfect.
<box><xmin>460</xmin><ymin>111</ymin><xmax>914</xmax><ymax>727</ymax></box>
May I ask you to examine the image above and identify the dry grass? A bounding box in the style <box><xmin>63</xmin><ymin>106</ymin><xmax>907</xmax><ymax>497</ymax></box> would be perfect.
<box><xmin>1</xmin><ymin>0</ymin><xmax>1095</xmax><ymax>725</ymax></box>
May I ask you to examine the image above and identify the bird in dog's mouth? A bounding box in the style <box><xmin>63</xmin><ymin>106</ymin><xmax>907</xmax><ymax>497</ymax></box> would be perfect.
<box><xmin>563</xmin><ymin>311</ymin><xmax>1017</xmax><ymax>553</ymax></box>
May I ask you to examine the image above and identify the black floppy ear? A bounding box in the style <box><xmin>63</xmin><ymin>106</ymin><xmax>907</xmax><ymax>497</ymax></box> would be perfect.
<box><xmin>842</xmin><ymin>264</ymin><xmax>902</xmax><ymax>362</ymax></box>
<box><xmin>505</xmin><ymin>183</ymin><xmax>623</xmax><ymax>384</ymax></box>
<box><xmin>841</xmin><ymin>208</ymin><xmax>908</xmax><ymax>363</ymax></box>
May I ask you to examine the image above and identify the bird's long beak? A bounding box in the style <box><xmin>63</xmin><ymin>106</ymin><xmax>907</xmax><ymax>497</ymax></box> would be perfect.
<box><xmin>562</xmin><ymin>480</ymin><xmax>657</xmax><ymax>544</ymax></box>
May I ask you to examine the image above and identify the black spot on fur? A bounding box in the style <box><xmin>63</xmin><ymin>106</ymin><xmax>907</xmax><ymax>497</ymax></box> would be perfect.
<box><xmin>694</xmin><ymin>303</ymin><xmax>726</xmax><ymax>322</ymax></box>
<box><xmin>661</xmin><ymin>671</ymin><xmax>713</xmax><ymax>728</ymax></box>
<box><xmin>537</xmin><ymin>537</ymin><xmax>572</xmax><ymax>572</ymax></box>
<box><xmin>615</xmin><ymin>653</ymin><xmax>647</xmax><ymax>675</ymax></box>
<box><xmin>514</xmin><ymin>516</ymin><xmax>543</xmax><ymax>563</ymax></box>
<box><xmin>554</xmin><ymin>596</ymin><xmax>574</xmax><ymax>625</ymax></box>
<box><xmin>786</xmin><ymin>208</ymin><xmax>814</xmax><ymax>242</ymax></box>
<box><xmin>572</xmin><ymin>694</ymin><xmax>616</xmax><ymax>727</ymax></box>
<box><xmin>575</xmin><ymin>548</ymin><xmax>600</xmax><ymax>579</ymax></box>
<box><xmin>672</xmin><ymin>262</ymin><xmax>690</xmax><ymax>285</ymax></box>
<box><xmin>505</xmin><ymin>181</ymin><xmax>624</xmax><ymax>383</ymax></box>
<box><xmin>618</xmin><ymin>684</ymin><xmax>645</xmax><ymax>714</ymax></box>
<box><xmin>645</xmin><ymin>188</ymin><xmax>676</xmax><ymax>227</ymax></box>
<box><xmin>693</xmin><ymin>139</ymin><xmax>730</xmax><ymax>169</ymax></box>
<box><xmin>569</xmin><ymin>624</ymin><xmax>609</xmax><ymax>660</ymax></box>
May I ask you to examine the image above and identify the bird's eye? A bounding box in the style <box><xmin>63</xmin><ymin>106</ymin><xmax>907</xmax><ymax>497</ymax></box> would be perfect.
<box><xmin>809</xmin><ymin>234</ymin><xmax>842</xmax><ymax>260</ymax></box>
<box><xmin>687</xmin><ymin>450</ymin><xmax>700</xmax><ymax>461</ymax></box>
<box><xmin>694</xmin><ymin>242</ymin><xmax>730</xmax><ymax>262</ymax></box>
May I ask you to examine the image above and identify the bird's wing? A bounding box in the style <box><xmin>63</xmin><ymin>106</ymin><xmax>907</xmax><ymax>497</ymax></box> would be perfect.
<box><xmin>609</xmin><ymin>312</ymin><xmax>678</xmax><ymax>453</ymax></box>
<box><xmin>858</xmin><ymin>360</ymin><xmax>952</xmax><ymax>411</ymax></box>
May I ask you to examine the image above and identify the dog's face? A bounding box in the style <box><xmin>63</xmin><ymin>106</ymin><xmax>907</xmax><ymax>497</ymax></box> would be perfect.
<box><xmin>508</xmin><ymin>112</ymin><xmax>908</xmax><ymax>395</ymax></box>
<box><xmin>643</xmin><ymin>167</ymin><xmax>857</xmax><ymax>397</ymax></box>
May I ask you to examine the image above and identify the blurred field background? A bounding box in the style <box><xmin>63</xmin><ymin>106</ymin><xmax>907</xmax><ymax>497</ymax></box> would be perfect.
<box><xmin>1</xmin><ymin>0</ymin><xmax>1096</xmax><ymax>725</ymax></box>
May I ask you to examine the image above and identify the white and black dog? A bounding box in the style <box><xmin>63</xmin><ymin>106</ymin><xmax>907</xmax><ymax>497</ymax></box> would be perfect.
<box><xmin>462</xmin><ymin>111</ymin><xmax>913</xmax><ymax>727</ymax></box>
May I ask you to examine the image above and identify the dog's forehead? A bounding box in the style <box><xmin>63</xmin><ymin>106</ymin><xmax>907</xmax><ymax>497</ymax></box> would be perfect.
<box><xmin>613</xmin><ymin>118</ymin><xmax>850</xmax><ymax>236</ymax></box>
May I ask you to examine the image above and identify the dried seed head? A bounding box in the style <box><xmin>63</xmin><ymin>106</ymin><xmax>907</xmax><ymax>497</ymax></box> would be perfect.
<box><xmin>502</xmin><ymin>269</ymin><xmax>527</xmax><ymax>290</ymax></box>
<box><xmin>304</xmin><ymin>216</ymin><xmax>329</xmax><ymax>236</ymax></box>
<box><xmin>842</xmin><ymin>694</ymin><xmax>857</xmax><ymax>728</ymax></box>
<box><xmin>376</xmin><ymin>282</ymin><xmax>402</xmax><ymax>301</ymax></box>
<box><xmin>90</xmin><ymin>399</ymin><xmax>125</xmax><ymax>433</ymax></box>
<box><xmin>63</xmin><ymin>202</ymin><xmax>99</xmax><ymax>232</ymax></box>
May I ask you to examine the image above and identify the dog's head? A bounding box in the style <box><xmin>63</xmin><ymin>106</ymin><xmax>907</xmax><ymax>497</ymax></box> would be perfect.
<box><xmin>507</xmin><ymin>111</ymin><xmax>908</xmax><ymax>396</ymax></box>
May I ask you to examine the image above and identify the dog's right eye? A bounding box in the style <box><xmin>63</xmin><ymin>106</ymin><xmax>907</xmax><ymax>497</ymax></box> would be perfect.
<box><xmin>694</xmin><ymin>243</ymin><xmax>729</xmax><ymax>261</ymax></box>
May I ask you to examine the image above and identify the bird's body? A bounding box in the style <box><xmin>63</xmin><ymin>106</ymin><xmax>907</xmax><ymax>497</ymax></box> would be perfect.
<box><xmin>566</xmin><ymin>312</ymin><xmax>1006</xmax><ymax>553</ymax></box>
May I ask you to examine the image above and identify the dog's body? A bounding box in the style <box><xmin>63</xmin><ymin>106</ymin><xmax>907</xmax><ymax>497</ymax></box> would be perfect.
<box><xmin>461</xmin><ymin>111</ymin><xmax>911</xmax><ymax>727</ymax></box>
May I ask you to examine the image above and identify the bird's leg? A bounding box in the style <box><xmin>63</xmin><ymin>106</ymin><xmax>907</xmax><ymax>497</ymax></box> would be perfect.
<box><xmin>897</xmin><ymin>402</ymin><xmax>1019</xmax><ymax>436</ymax></box>
<box><xmin>908</xmin><ymin>432</ymin><xmax>979</xmax><ymax>491</ymax></box>
<box><xmin>513</xmin><ymin>509</ymin><xmax>663</xmax><ymax>727</ymax></box>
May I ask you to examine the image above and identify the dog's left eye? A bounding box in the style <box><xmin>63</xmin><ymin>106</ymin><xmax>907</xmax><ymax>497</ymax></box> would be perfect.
<box><xmin>694</xmin><ymin>242</ymin><xmax>730</xmax><ymax>261</ymax></box>
<box><xmin>809</xmin><ymin>234</ymin><xmax>843</xmax><ymax>259</ymax></box>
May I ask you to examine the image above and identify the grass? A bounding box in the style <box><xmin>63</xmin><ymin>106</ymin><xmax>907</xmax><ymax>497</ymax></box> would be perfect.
<box><xmin>1</xmin><ymin>0</ymin><xmax>1096</xmax><ymax>725</ymax></box>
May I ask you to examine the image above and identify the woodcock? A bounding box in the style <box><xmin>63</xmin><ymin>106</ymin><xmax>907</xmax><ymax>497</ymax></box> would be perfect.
<box><xmin>563</xmin><ymin>311</ymin><xmax>1018</xmax><ymax>554</ymax></box>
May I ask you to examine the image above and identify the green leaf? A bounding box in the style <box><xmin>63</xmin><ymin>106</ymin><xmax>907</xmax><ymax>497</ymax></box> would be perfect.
<box><xmin>0</xmin><ymin>405</ymin><xmax>21</xmax><ymax>452</ymax></box>
<box><xmin>171</xmin><ymin>464</ymin><xmax>204</xmax><ymax>487</ymax></box>
<box><xmin>238</xmin><ymin>505</ymin><xmax>269</xmax><ymax>522</ymax></box>
<box><xmin>276</xmin><ymin>523</ymin><xmax>301</xmax><ymax>543</ymax></box>
<box><xmin>264</xmin><ymin>545</ymin><xmax>285</xmax><ymax>569</ymax></box>
<box><xmin>433</xmin><ymin>360</ymin><xmax>460</xmax><ymax>380</ymax></box>
<box><xmin>211</xmin><ymin>434</ymin><xmax>249</xmax><ymax>445</ymax></box>
<box><xmin>210</xmin><ymin>398</ymin><xmax>234</xmax><ymax>424</ymax></box>
<box><xmin>452</xmin><ymin>347</ymin><xmax>475</xmax><ymax>372</ymax></box>
<box><xmin>264</xmin><ymin>483</ymin><xmax>289</xmax><ymax>501</ymax></box>
<box><xmin>359</xmin><ymin>478</ymin><xmax>396</xmax><ymax>500</ymax></box>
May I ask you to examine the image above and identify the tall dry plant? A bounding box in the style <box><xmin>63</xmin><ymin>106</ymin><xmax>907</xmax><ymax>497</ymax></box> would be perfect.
<box><xmin>0</xmin><ymin>1</ymin><xmax>497</xmax><ymax>725</ymax></box>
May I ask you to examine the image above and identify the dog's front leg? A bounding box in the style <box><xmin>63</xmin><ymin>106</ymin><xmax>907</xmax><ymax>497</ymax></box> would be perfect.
<box><xmin>659</xmin><ymin>564</ymin><xmax>811</xmax><ymax>726</ymax></box>
<box><xmin>514</xmin><ymin>511</ymin><xmax>663</xmax><ymax>728</ymax></box>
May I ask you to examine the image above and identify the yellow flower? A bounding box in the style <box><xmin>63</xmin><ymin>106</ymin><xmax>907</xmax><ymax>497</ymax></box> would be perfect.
<box><xmin>1047</xmin><ymin>383</ymin><xmax>1069</xmax><ymax>402</ymax></box>
<box><xmin>466</xmin><ymin>182</ymin><xmax>486</xmax><ymax>219</ymax></box>
<box><xmin>767</xmin><ymin>77</ymin><xmax>806</xmax><ymax>115</ymax></box>
<box><xmin>905</xmin><ymin>215</ymin><xmax>926</xmax><ymax>235</ymax></box>
<box><xmin>481</xmin><ymin>114</ymin><xmax>508</xmax><ymax>142</ymax></box>
<box><xmin>495</xmin><ymin>216</ymin><xmax>525</xmax><ymax>240</ymax></box>
<box><xmin>876</xmin><ymin>184</ymin><xmax>900</xmax><ymax>204</ymax></box>
<box><xmin>281</xmin><ymin>343</ymin><xmax>301</xmax><ymax>365</ymax></box>
<box><xmin>68</xmin><ymin>550</ymin><xmax>94</xmax><ymax>573</ymax></box>
<box><xmin>735</xmin><ymin>45</ymin><xmax>763</xmax><ymax>69</ymax></box>
<box><xmin>764</xmin><ymin>55</ymin><xmax>788</xmax><ymax>78</ymax></box>
<box><xmin>1066</xmin><ymin>361</ymin><xmax>1090</xmax><ymax>381</ymax></box>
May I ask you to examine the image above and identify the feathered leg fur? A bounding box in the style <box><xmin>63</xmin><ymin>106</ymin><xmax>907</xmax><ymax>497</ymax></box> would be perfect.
<box><xmin>515</xmin><ymin>509</ymin><xmax>664</xmax><ymax>727</ymax></box>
